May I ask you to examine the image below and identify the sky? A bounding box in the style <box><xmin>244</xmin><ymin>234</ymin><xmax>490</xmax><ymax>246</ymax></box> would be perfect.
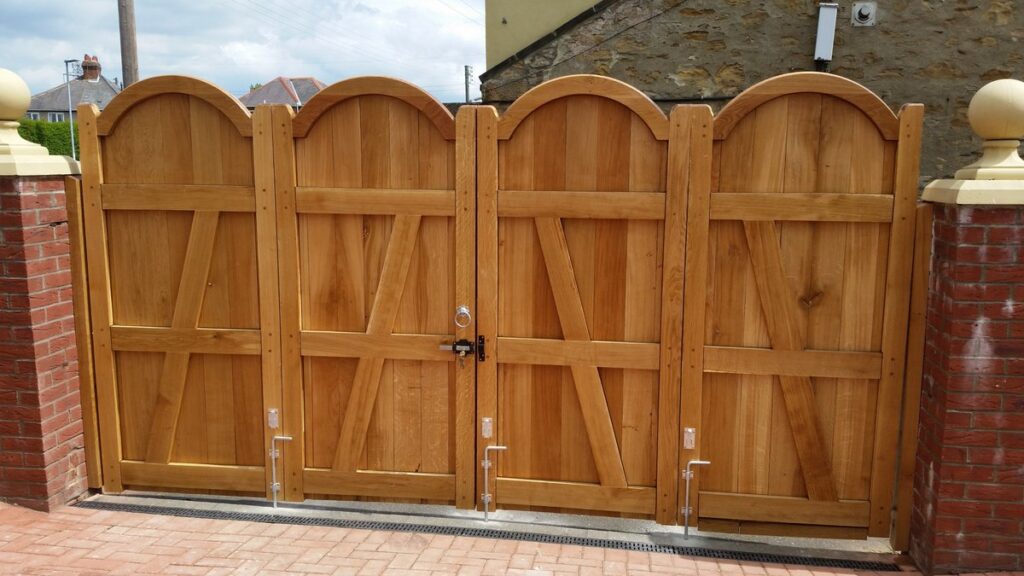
<box><xmin>2</xmin><ymin>0</ymin><xmax>487</xmax><ymax>104</ymax></box>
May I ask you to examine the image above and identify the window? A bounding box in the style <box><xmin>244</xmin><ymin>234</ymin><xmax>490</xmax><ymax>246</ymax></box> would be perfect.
<box><xmin>47</xmin><ymin>112</ymin><xmax>65</xmax><ymax>122</ymax></box>
<box><xmin>26</xmin><ymin>112</ymin><xmax>40</xmax><ymax>120</ymax></box>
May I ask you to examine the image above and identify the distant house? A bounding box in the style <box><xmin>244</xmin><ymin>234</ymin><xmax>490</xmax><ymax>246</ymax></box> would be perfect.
<box><xmin>27</xmin><ymin>54</ymin><xmax>120</xmax><ymax>122</ymax></box>
<box><xmin>239</xmin><ymin>77</ymin><xmax>326</xmax><ymax>109</ymax></box>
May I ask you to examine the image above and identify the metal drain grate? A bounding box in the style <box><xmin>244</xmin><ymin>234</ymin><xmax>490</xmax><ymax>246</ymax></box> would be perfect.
<box><xmin>73</xmin><ymin>500</ymin><xmax>900</xmax><ymax>571</ymax></box>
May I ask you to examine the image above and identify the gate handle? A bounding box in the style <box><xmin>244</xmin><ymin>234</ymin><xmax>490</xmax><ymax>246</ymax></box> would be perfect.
<box><xmin>454</xmin><ymin>305</ymin><xmax>472</xmax><ymax>328</ymax></box>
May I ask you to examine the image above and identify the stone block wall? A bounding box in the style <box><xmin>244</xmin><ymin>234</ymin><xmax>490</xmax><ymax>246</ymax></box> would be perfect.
<box><xmin>480</xmin><ymin>0</ymin><xmax>1022</xmax><ymax>183</ymax></box>
<box><xmin>911</xmin><ymin>204</ymin><xmax>1024</xmax><ymax>574</ymax></box>
<box><xmin>0</xmin><ymin>175</ymin><xmax>88</xmax><ymax>511</ymax></box>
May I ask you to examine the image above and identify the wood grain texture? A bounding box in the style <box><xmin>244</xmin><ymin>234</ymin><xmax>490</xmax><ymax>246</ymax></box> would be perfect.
<box><xmin>699</xmin><ymin>492</ymin><xmax>869</xmax><ymax>527</ymax></box>
<box><xmin>295</xmin><ymin>187</ymin><xmax>455</xmax><ymax>216</ymax></box>
<box><xmin>498</xmin><ymin>75</ymin><xmax>668</xmax><ymax>140</ymax></box>
<box><xmin>743</xmin><ymin>220</ymin><xmax>838</xmax><ymax>501</ymax></box>
<box><xmin>101</xmin><ymin>184</ymin><xmax>255</xmax><ymax>212</ymax></box>
<box><xmin>77</xmin><ymin>103</ymin><xmax>124</xmax><ymax>491</ymax></box>
<box><xmin>535</xmin><ymin>217</ymin><xmax>628</xmax><ymax>489</ymax></box>
<box><xmin>120</xmin><ymin>461</ymin><xmax>264</xmax><ymax>492</ymax></box>
<box><xmin>496</xmin><ymin>338</ymin><xmax>659</xmax><ymax>370</ymax></box>
<box><xmin>868</xmin><ymin>104</ymin><xmax>923</xmax><ymax>536</ymax></box>
<box><xmin>713</xmin><ymin>72</ymin><xmax>898</xmax><ymax>141</ymax></box>
<box><xmin>293</xmin><ymin>76</ymin><xmax>455</xmax><ymax>139</ymax></box>
<box><xmin>144</xmin><ymin>211</ymin><xmax>220</xmax><ymax>463</ymax></box>
<box><xmin>332</xmin><ymin>215</ymin><xmax>422</xmax><ymax>470</ymax></box>
<box><xmin>98</xmin><ymin>75</ymin><xmax>252</xmax><ymax>136</ymax></box>
<box><xmin>703</xmin><ymin>347</ymin><xmax>882</xmax><ymax>379</ymax></box>
<box><xmin>304</xmin><ymin>470</ymin><xmax>454</xmax><ymax>500</ymax></box>
<box><xmin>891</xmin><ymin>203</ymin><xmax>932</xmax><ymax>551</ymax></box>
<box><xmin>710</xmin><ymin>193</ymin><xmax>892</xmax><ymax>222</ymax></box>
<box><xmin>475</xmin><ymin>107</ymin><xmax>499</xmax><ymax>511</ymax></box>
<box><xmin>110</xmin><ymin>326</ymin><xmax>261</xmax><ymax>355</ymax></box>
<box><xmin>498</xmin><ymin>190</ymin><xmax>664</xmax><ymax>219</ymax></box>
<box><xmin>454</xmin><ymin>106</ymin><xmax>477</xmax><ymax>509</ymax></box>
<box><xmin>496</xmin><ymin>478</ymin><xmax>655</xmax><ymax>515</ymax></box>
<box><xmin>65</xmin><ymin>176</ymin><xmax>103</xmax><ymax>489</ymax></box>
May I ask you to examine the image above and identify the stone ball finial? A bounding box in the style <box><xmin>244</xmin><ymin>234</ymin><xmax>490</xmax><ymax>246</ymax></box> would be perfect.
<box><xmin>0</xmin><ymin>68</ymin><xmax>32</xmax><ymax>122</ymax></box>
<box><xmin>968</xmin><ymin>78</ymin><xmax>1024</xmax><ymax>141</ymax></box>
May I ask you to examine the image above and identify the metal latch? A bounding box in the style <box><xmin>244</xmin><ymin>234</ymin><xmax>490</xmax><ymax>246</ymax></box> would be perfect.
<box><xmin>439</xmin><ymin>336</ymin><xmax>486</xmax><ymax>363</ymax></box>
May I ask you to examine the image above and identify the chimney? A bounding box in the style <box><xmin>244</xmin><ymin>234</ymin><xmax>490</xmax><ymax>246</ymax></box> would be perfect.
<box><xmin>81</xmin><ymin>54</ymin><xmax>101</xmax><ymax>81</ymax></box>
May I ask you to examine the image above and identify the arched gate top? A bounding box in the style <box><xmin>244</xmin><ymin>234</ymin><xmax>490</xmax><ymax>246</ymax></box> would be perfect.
<box><xmin>714</xmin><ymin>72</ymin><xmax>899</xmax><ymax>141</ymax></box>
<box><xmin>498</xmin><ymin>74</ymin><xmax>669</xmax><ymax>141</ymax></box>
<box><xmin>97</xmin><ymin>75</ymin><xmax>252</xmax><ymax>137</ymax></box>
<box><xmin>292</xmin><ymin>76</ymin><xmax>455</xmax><ymax>139</ymax></box>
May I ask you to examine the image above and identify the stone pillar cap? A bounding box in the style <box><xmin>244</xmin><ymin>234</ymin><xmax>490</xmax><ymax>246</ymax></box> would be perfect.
<box><xmin>0</xmin><ymin>68</ymin><xmax>79</xmax><ymax>177</ymax></box>
<box><xmin>924</xmin><ymin>78</ymin><xmax>1024</xmax><ymax>205</ymax></box>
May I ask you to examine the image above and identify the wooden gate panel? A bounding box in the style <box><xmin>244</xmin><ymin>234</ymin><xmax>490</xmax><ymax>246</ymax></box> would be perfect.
<box><xmin>80</xmin><ymin>78</ymin><xmax>271</xmax><ymax>494</ymax></box>
<box><xmin>282</xmin><ymin>79</ymin><xmax>473</xmax><ymax>505</ymax></box>
<box><xmin>480</xmin><ymin>77</ymin><xmax>679</xmax><ymax>520</ymax></box>
<box><xmin>686</xmin><ymin>73</ymin><xmax>921</xmax><ymax>536</ymax></box>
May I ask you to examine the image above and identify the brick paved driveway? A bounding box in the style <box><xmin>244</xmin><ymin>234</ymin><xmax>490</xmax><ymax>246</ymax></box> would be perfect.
<box><xmin>0</xmin><ymin>501</ymin><xmax>987</xmax><ymax>576</ymax></box>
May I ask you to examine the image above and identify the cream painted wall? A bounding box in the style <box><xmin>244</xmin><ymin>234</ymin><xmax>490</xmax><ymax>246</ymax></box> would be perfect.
<box><xmin>485</xmin><ymin>0</ymin><xmax>598</xmax><ymax>69</ymax></box>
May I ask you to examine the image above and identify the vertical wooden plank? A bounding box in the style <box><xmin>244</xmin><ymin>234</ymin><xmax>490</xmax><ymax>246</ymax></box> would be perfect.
<box><xmin>680</xmin><ymin>103</ymin><xmax>713</xmax><ymax>524</ymax></box>
<box><xmin>476</xmin><ymin>107</ymin><xmax>499</xmax><ymax>510</ymax></box>
<box><xmin>65</xmin><ymin>176</ymin><xmax>103</xmax><ymax>489</ymax></box>
<box><xmin>454</xmin><ymin>106</ymin><xmax>477</xmax><ymax>508</ymax></box>
<box><xmin>891</xmin><ymin>203</ymin><xmax>932</xmax><ymax>551</ymax></box>
<box><xmin>868</xmin><ymin>104</ymin><xmax>924</xmax><ymax>536</ymax></box>
<box><xmin>272</xmin><ymin>104</ymin><xmax>305</xmax><ymax>501</ymax></box>
<box><xmin>77</xmin><ymin>103</ymin><xmax>123</xmax><ymax>492</ymax></box>
<box><xmin>254</xmin><ymin>105</ymin><xmax>282</xmax><ymax>498</ymax></box>
<box><xmin>655</xmin><ymin>106</ymin><xmax>691</xmax><ymax>523</ymax></box>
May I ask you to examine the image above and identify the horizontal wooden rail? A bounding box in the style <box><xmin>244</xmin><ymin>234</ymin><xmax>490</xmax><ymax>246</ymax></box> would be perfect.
<box><xmin>710</xmin><ymin>193</ymin><xmax>893</xmax><ymax>222</ymax></box>
<box><xmin>301</xmin><ymin>331</ymin><xmax>454</xmax><ymax>362</ymax></box>
<box><xmin>121</xmin><ymin>461</ymin><xmax>264</xmax><ymax>492</ymax></box>
<box><xmin>304</xmin><ymin>469</ymin><xmax>454</xmax><ymax>500</ymax></box>
<box><xmin>699</xmin><ymin>492</ymin><xmax>870</xmax><ymax>527</ymax></box>
<box><xmin>295</xmin><ymin>187</ymin><xmax>455</xmax><ymax>216</ymax></box>
<box><xmin>496</xmin><ymin>478</ymin><xmax>655</xmax><ymax>515</ymax></box>
<box><xmin>496</xmin><ymin>338</ymin><xmax>660</xmax><ymax>370</ymax></box>
<box><xmin>102</xmin><ymin>184</ymin><xmax>256</xmax><ymax>212</ymax></box>
<box><xmin>498</xmin><ymin>190</ymin><xmax>665</xmax><ymax>220</ymax></box>
<box><xmin>703</xmin><ymin>346</ymin><xmax>882</xmax><ymax>379</ymax></box>
<box><xmin>110</xmin><ymin>326</ymin><xmax>262</xmax><ymax>355</ymax></box>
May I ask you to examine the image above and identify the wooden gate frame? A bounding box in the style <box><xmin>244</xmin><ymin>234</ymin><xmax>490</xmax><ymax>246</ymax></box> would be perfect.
<box><xmin>680</xmin><ymin>73</ymin><xmax>923</xmax><ymax>536</ymax></box>
<box><xmin>79</xmin><ymin>76</ymin><xmax>280</xmax><ymax>496</ymax></box>
<box><xmin>477</xmin><ymin>75</ymin><xmax>688</xmax><ymax>520</ymax></box>
<box><xmin>72</xmin><ymin>71</ymin><xmax>925</xmax><ymax>536</ymax></box>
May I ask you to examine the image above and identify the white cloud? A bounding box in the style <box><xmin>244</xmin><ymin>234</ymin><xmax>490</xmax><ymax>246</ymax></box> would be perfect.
<box><xmin>1</xmin><ymin>0</ymin><xmax>486</xmax><ymax>103</ymax></box>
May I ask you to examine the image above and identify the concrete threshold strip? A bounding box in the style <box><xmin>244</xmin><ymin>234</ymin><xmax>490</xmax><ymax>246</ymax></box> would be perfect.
<box><xmin>76</xmin><ymin>493</ymin><xmax>902</xmax><ymax>572</ymax></box>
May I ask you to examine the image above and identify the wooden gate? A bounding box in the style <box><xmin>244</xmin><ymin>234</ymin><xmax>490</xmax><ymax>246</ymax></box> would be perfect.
<box><xmin>77</xmin><ymin>72</ymin><xmax>922</xmax><ymax>537</ymax></box>
<box><xmin>475</xmin><ymin>76</ymin><xmax>698</xmax><ymax>523</ymax></box>
<box><xmin>269</xmin><ymin>78</ymin><xmax>476</xmax><ymax>505</ymax></box>
<box><xmin>681</xmin><ymin>74</ymin><xmax>922</xmax><ymax>537</ymax></box>
<box><xmin>79</xmin><ymin>77</ymin><xmax>279</xmax><ymax>494</ymax></box>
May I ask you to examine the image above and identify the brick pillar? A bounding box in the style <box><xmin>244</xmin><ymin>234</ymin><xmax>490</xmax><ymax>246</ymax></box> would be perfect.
<box><xmin>911</xmin><ymin>77</ymin><xmax>1024</xmax><ymax>575</ymax></box>
<box><xmin>0</xmin><ymin>175</ymin><xmax>88</xmax><ymax>510</ymax></box>
<box><xmin>910</xmin><ymin>204</ymin><xmax>1024</xmax><ymax>573</ymax></box>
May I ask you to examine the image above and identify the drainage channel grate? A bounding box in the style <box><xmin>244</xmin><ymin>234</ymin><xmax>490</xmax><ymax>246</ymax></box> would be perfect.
<box><xmin>74</xmin><ymin>500</ymin><xmax>900</xmax><ymax>571</ymax></box>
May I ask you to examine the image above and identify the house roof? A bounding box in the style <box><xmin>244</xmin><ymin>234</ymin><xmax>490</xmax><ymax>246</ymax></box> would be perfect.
<box><xmin>239</xmin><ymin>77</ymin><xmax>326</xmax><ymax>108</ymax></box>
<box><xmin>29</xmin><ymin>76</ymin><xmax>121</xmax><ymax>112</ymax></box>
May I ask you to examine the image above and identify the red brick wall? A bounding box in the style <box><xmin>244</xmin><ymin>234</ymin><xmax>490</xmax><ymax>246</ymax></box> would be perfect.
<box><xmin>911</xmin><ymin>204</ymin><xmax>1024</xmax><ymax>574</ymax></box>
<box><xmin>0</xmin><ymin>175</ymin><xmax>88</xmax><ymax>511</ymax></box>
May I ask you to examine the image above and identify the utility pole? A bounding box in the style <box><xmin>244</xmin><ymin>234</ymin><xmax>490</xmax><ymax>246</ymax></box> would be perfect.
<box><xmin>118</xmin><ymin>0</ymin><xmax>139</xmax><ymax>86</ymax></box>
<box><xmin>464</xmin><ymin>65</ymin><xmax>473</xmax><ymax>103</ymax></box>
